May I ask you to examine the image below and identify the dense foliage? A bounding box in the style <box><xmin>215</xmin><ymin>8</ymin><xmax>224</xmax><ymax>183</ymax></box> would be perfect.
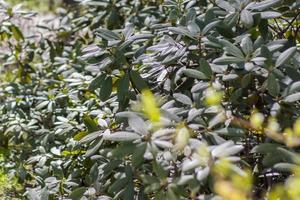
<box><xmin>0</xmin><ymin>0</ymin><xmax>300</xmax><ymax>199</ymax></box>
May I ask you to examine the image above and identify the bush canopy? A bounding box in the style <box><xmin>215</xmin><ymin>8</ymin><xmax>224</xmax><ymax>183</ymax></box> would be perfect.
<box><xmin>0</xmin><ymin>0</ymin><xmax>300</xmax><ymax>199</ymax></box>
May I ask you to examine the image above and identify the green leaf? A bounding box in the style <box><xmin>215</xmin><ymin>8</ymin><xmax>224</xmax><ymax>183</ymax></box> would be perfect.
<box><xmin>283</xmin><ymin>93</ymin><xmax>300</xmax><ymax>103</ymax></box>
<box><xmin>89</xmin><ymin>74</ymin><xmax>106</xmax><ymax>91</ymax></box>
<box><xmin>40</xmin><ymin>187</ymin><xmax>49</xmax><ymax>200</ymax></box>
<box><xmin>183</xmin><ymin>69</ymin><xmax>208</xmax><ymax>79</ymax></box>
<box><xmin>153</xmin><ymin>161</ymin><xmax>168</xmax><ymax>179</ymax></box>
<box><xmin>103</xmin><ymin>131</ymin><xmax>141</xmax><ymax>141</ymax></box>
<box><xmin>69</xmin><ymin>187</ymin><xmax>86</xmax><ymax>200</ymax></box>
<box><xmin>89</xmin><ymin>163</ymin><xmax>99</xmax><ymax>183</ymax></box>
<box><xmin>99</xmin><ymin>76</ymin><xmax>112</xmax><ymax>101</ymax></box>
<box><xmin>225</xmin><ymin>12</ymin><xmax>239</xmax><ymax>28</ymax></box>
<box><xmin>277</xmin><ymin>147</ymin><xmax>297</xmax><ymax>162</ymax></box>
<box><xmin>36</xmin><ymin>101</ymin><xmax>49</xmax><ymax>110</ymax></box>
<box><xmin>219</xmin><ymin>39</ymin><xmax>244</xmax><ymax>59</ymax></box>
<box><xmin>222</xmin><ymin>74</ymin><xmax>239</xmax><ymax>81</ymax></box>
<box><xmin>258</xmin><ymin>19</ymin><xmax>269</xmax><ymax>39</ymax></box>
<box><xmin>132</xmin><ymin>143</ymin><xmax>147</xmax><ymax>167</ymax></box>
<box><xmin>187</xmin><ymin>21</ymin><xmax>200</xmax><ymax>35</ymax></box>
<box><xmin>128</xmin><ymin>116</ymin><xmax>148</xmax><ymax>135</ymax></box>
<box><xmin>117</xmin><ymin>73</ymin><xmax>130</xmax><ymax>105</ymax></box>
<box><xmin>273</xmin><ymin>163</ymin><xmax>295</xmax><ymax>172</ymax></box>
<box><xmin>213</xmin><ymin>56</ymin><xmax>244</xmax><ymax>65</ymax></box>
<box><xmin>199</xmin><ymin>58</ymin><xmax>212</xmax><ymax>78</ymax></box>
<box><xmin>240</xmin><ymin>9</ymin><xmax>253</xmax><ymax>28</ymax></box>
<box><xmin>83</xmin><ymin>114</ymin><xmax>99</xmax><ymax>132</ymax></box>
<box><xmin>85</xmin><ymin>138</ymin><xmax>103</xmax><ymax>157</ymax></box>
<box><xmin>285</xmin><ymin>81</ymin><xmax>300</xmax><ymax>95</ymax></box>
<box><xmin>161</xmin><ymin>47</ymin><xmax>186</xmax><ymax>64</ymax></box>
<box><xmin>73</xmin><ymin>131</ymin><xmax>88</xmax><ymax>141</ymax></box>
<box><xmin>248</xmin><ymin>0</ymin><xmax>281</xmax><ymax>11</ymax></box>
<box><xmin>275</xmin><ymin>47</ymin><xmax>297</xmax><ymax>67</ymax></box>
<box><xmin>251</xmin><ymin>143</ymin><xmax>281</xmax><ymax>154</ymax></box>
<box><xmin>168</xmin><ymin>27</ymin><xmax>195</xmax><ymax>39</ymax></box>
<box><xmin>267</xmin><ymin>73</ymin><xmax>280</xmax><ymax>97</ymax></box>
<box><xmin>97</xmin><ymin>28</ymin><xmax>120</xmax><ymax>41</ymax></box>
<box><xmin>173</xmin><ymin>93</ymin><xmax>192</xmax><ymax>105</ymax></box>
<box><xmin>128</xmin><ymin>33</ymin><xmax>154</xmax><ymax>42</ymax></box>
<box><xmin>240</xmin><ymin>36</ymin><xmax>253</xmax><ymax>55</ymax></box>
<box><xmin>11</xmin><ymin>25</ymin><xmax>24</xmax><ymax>41</ymax></box>
<box><xmin>262</xmin><ymin>153</ymin><xmax>282</xmax><ymax>167</ymax></box>
<box><xmin>130</xmin><ymin>70</ymin><xmax>148</xmax><ymax>92</ymax></box>
<box><xmin>26</xmin><ymin>189</ymin><xmax>39</xmax><ymax>200</ymax></box>
<box><xmin>112</xmin><ymin>142</ymin><xmax>135</xmax><ymax>158</ymax></box>
<box><xmin>216</xmin><ymin>0</ymin><xmax>235</xmax><ymax>12</ymax></box>
<box><xmin>214</xmin><ymin>127</ymin><xmax>245</xmax><ymax>137</ymax></box>
<box><xmin>80</xmin><ymin>131</ymin><xmax>102</xmax><ymax>144</ymax></box>
<box><xmin>202</xmin><ymin>20</ymin><xmax>220</xmax><ymax>35</ymax></box>
<box><xmin>286</xmin><ymin>67</ymin><xmax>300</xmax><ymax>81</ymax></box>
<box><xmin>241</xmin><ymin>74</ymin><xmax>252</xmax><ymax>88</ymax></box>
<box><xmin>216</xmin><ymin>22</ymin><xmax>235</xmax><ymax>38</ymax></box>
<box><xmin>230</xmin><ymin>88</ymin><xmax>243</xmax><ymax>102</ymax></box>
<box><xmin>109</xmin><ymin>178</ymin><xmax>128</xmax><ymax>194</ymax></box>
<box><xmin>123</xmin><ymin>166</ymin><xmax>134</xmax><ymax>199</ymax></box>
<box><xmin>260</xmin><ymin>11</ymin><xmax>281</xmax><ymax>19</ymax></box>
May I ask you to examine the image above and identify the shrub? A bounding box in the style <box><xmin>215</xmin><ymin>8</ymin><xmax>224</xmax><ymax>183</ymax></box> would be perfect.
<box><xmin>0</xmin><ymin>0</ymin><xmax>299</xmax><ymax>199</ymax></box>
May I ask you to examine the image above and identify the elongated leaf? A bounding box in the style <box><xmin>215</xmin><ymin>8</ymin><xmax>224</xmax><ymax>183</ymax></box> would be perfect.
<box><xmin>108</xmin><ymin>178</ymin><xmax>128</xmax><ymax>194</ymax></box>
<box><xmin>104</xmin><ymin>131</ymin><xmax>141</xmax><ymax>141</ymax></box>
<box><xmin>196</xmin><ymin>167</ymin><xmax>210</xmax><ymax>181</ymax></box>
<box><xmin>168</xmin><ymin>27</ymin><xmax>195</xmax><ymax>39</ymax></box>
<box><xmin>173</xmin><ymin>93</ymin><xmax>192</xmax><ymax>105</ymax></box>
<box><xmin>69</xmin><ymin>187</ymin><xmax>86</xmax><ymax>200</ymax></box>
<box><xmin>128</xmin><ymin>33</ymin><xmax>154</xmax><ymax>42</ymax></box>
<box><xmin>130</xmin><ymin>70</ymin><xmax>148</xmax><ymax>92</ymax></box>
<box><xmin>211</xmin><ymin>141</ymin><xmax>234</xmax><ymax>157</ymax></box>
<box><xmin>202</xmin><ymin>20</ymin><xmax>220</xmax><ymax>35</ymax></box>
<box><xmin>213</xmin><ymin>56</ymin><xmax>244</xmax><ymax>65</ymax></box>
<box><xmin>117</xmin><ymin>73</ymin><xmax>130</xmax><ymax>104</ymax></box>
<box><xmin>285</xmin><ymin>81</ymin><xmax>300</xmax><ymax>95</ymax></box>
<box><xmin>128</xmin><ymin>116</ymin><xmax>148</xmax><ymax>135</ymax></box>
<box><xmin>260</xmin><ymin>11</ymin><xmax>281</xmax><ymax>19</ymax></box>
<box><xmin>267</xmin><ymin>73</ymin><xmax>280</xmax><ymax>97</ymax></box>
<box><xmin>11</xmin><ymin>25</ymin><xmax>24</xmax><ymax>41</ymax></box>
<box><xmin>97</xmin><ymin>29</ymin><xmax>120</xmax><ymax>41</ymax></box>
<box><xmin>183</xmin><ymin>69</ymin><xmax>208</xmax><ymax>79</ymax></box>
<box><xmin>85</xmin><ymin>138</ymin><xmax>103</xmax><ymax>157</ymax></box>
<box><xmin>214</xmin><ymin>128</ymin><xmax>245</xmax><ymax>137</ymax></box>
<box><xmin>99</xmin><ymin>76</ymin><xmax>112</xmax><ymax>101</ymax></box>
<box><xmin>132</xmin><ymin>143</ymin><xmax>147</xmax><ymax>167</ymax></box>
<box><xmin>40</xmin><ymin>187</ymin><xmax>49</xmax><ymax>200</ymax></box>
<box><xmin>191</xmin><ymin>82</ymin><xmax>209</xmax><ymax>93</ymax></box>
<box><xmin>89</xmin><ymin>74</ymin><xmax>106</xmax><ymax>91</ymax></box>
<box><xmin>241</xmin><ymin>9</ymin><xmax>253</xmax><ymax>28</ymax></box>
<box><xmin>219</xmin><ymin>39</ymin><xmax>245</xmax><ymax>59</ymax></box>
<box><xmin>283</xmin><ymin>93</ymin><xmax>300</xmax><ymax>103</ymax></box>
<box><xmin>275</xmin><ymin>47</ymin><xmax>297</xmax><ymax>67</ymax></box>
<box><xmin>241</xmin><ymin>36</ymin><xmax>253</xmax><ymax>55</ymax></box>
<box><xmin>187</xmin><ymin>21</ymin><xmax>200</xmax><ymax>34</ymax></box>
<box><xmin>216</xmin><ymin>0</ymin><xmax>235</xmax><ymax>12</ymax></box>
<box><xmin>83</xmin><ymin>114</ymin><xmax>99</xmax><ymax>132</ymax></box>
<box><xmin>251</xmin><ymin>143</ymin><xmax>281</xmax><ymax>154</ymax></box>
<box><xmin>247</xmin><ymin>0</ymin><xmax>281</xmax><ymax>10</ymax></box>
<box><xmin>153</xmin><ymin>161</ymin><xmax>168</xmax><ymax>179</ymax></box>
<box><xmin>274</xmin><ymin>163</ymin><xmax>296</xmax><ymax>172</ymax></box>
<box><xmin>222</xmin><ymin>74</ymin><xmax>239</xmax><ymax>81</ymax></box>
<box><xmin>199</xmin><ymin>58</ymin><xmax>212</xmax><ymax>78</ymax></box>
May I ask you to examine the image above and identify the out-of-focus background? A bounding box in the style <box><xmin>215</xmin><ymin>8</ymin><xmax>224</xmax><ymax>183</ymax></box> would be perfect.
<box><xmin>6</xmin><ymin>0</ymin><xmax>75</xmax><ymax>12</ymax></box>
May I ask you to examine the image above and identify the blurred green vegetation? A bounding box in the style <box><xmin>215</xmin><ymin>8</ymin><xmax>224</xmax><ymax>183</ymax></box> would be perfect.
<box><xmin>6</xmin><ymin>0</ymin><xmax>61</xmax><ymax>12</ymax></box>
